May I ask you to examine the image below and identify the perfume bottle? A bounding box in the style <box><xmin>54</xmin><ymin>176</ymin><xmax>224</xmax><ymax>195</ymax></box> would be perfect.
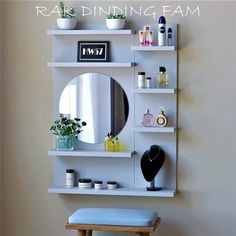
<box><xmin>157</xmin><ymin>66</ymin><xmax>168</xmax><ymax>88</ymax></box>
<box><xmin>104</xmin><ymin>133</ymin><xmax>110</xmax><ymax>151</ymax></box>
<box><xmin>141</xmin><ymin>109</ymin><xmax>154</xmax><ymax>127</ymax></box>
<box><xmin>113</xmin><ymin>137</ymin><xmax>121</xmax><ymax>152</ymax></box>
<box><xmin>156</xmin><ymin>107</ymin><xmax>168</xmax><ymax>127</ymax></box>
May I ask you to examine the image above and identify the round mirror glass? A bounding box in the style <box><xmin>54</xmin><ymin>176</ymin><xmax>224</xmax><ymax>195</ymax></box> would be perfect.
<box><xmin>59</xmin><ymin>73</ymin><xmax>129</xmax><ymax>144</ymax></box>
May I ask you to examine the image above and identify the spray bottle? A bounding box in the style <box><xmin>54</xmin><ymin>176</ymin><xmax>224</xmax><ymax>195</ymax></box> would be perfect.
<box><xmin>158</xmin><ymin>16</ymin><xmax>166</xmax><ymax>46</ymax></box>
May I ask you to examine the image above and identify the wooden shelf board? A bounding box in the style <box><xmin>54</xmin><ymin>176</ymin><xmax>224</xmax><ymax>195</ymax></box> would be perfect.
<box><xmin>48</xmin><ymin>150</ymin><xmax>135</xmax><ymax>158</ymax></box>
<box><xmin>132</xmin><ymin>126</ymin><xmax>176</xmax><ymax>133</ymax></box>
<box><xmin>132</xmin><ymin>88</ymin><xmax>176</xmax><ymax>94</ymax></box>
<box><xmin>47</xmin><ymin>62</ymin><xmax>136</xmax><ymax>68</ymax></box>
<box><xmin>131</xmin><ymin>46</ymin><xmax>176</xmax><ymax>51</ymax></box>
<box><xmin>47</xmin><ymin>29</ymin><xmax>135</xmax><ymax>35</ymax></box>
<box><xmin>48</xmin><ymin>186</ymin><xmax>175</xmax><ymax>197</ymax></box>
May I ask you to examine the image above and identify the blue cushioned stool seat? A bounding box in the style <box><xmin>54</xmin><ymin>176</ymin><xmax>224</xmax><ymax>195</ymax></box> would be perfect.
<box><xmin>69</xmin><ymin>208</ymin><xmax>158</xmax><ymax>227</ymax></box>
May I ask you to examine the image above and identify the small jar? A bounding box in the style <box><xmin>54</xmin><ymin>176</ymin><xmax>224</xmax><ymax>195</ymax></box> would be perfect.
<box><xmin>138</xmin><ymin>72</ymin><xmax>145</xmax><ymax>88</ymax></box>
<box><xmin>94</xmin><ymin>181</ymin><xmax>103</xmax><ymax>190</ymax></box>
<box><xmin>66</xmin><ymin>169</ymin><xmax>75</xmax><ymax>188</ymax></box>
<box><xmin>78</xmin><ymin>178</ymin><xmax>92</xmax><ymax>189</ymax></box>
<box><xmin>107</xmin><ymin>181</ymin><xmax>117</xmax><ymax>189</ymax></box>
<box><xmin>146</xmin><ymin>77</ymin><xmax>151</xmax><ymax>88</ymax></box>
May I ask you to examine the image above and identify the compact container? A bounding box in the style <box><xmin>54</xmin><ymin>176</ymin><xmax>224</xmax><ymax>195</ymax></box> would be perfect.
<box><xmin>138</xmin><ymin>72</ymin><xmax>145</xmax><ymax>88</ymax></box>
<box><xmin>107</xmin><ymin>181</ymin><xmax>117</xmax><ymax>189</ymax></box>
<box><xmin>146</xmin><ymin>77</ymin><xmax>151</xmax><ymax>88</ymax></box>
<box><xmin>78</xmin><ymin>178</ymin><xmax>92</xmax><ymax>189</ymax></box>
<box><xmin>94</xmin><ymin>181</ymin><xmax>103</xmax><ymax>190</ymax></box>
<box><xmin>66</xmin><ymin>169</ymin><xmax>75</xmax><ymax>188</ymax></box>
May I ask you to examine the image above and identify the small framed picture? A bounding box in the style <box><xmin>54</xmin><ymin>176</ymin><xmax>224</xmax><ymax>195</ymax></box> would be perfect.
<box><xmin>77</xmin><ymin>41</ymin><xmax>110</xmax><ymax>62</ymax></box>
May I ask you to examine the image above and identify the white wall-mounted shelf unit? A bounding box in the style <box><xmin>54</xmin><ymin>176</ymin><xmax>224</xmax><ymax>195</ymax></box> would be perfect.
<box><xmin>132</xmin><ymin>126</ymin><xmax>176</xmax><ymax>133</ymax></box>
<box><xmin>132</xmin><ymin>88</ymin><xmax>176</xmax><ymax>94</ymax></box>
<box><xmin>48</xmin><ymin>23</ymin><xmax>178</xmax><ymax>198</ymax></box>
<box><xmin>47</xmin><ymin>62</ymin><xmax>136</xmax><ymax>68</ymax></box>
<box><xmin>47</xmin><ymin>29</ymin><xmax>135</xmax><ymax>35</ymax></box>
<box><xmin>48</xmin><ymin>187</ymin><xmax>175</xmax><ymax>197</ymax></box>
<box><xmin>131</xmin><ymin>46</ymin><xmax>176</xmax><ymax>51</ymax></box>
<box><xmin>48</xmin><ymin>150</ymin><xmax>134</xmax><ymax>158</ymax></box>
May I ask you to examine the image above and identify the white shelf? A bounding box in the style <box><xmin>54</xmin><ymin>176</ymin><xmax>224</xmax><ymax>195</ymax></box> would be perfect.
<box><xmin>132</xmin><ymin>126</ymin><xmax>176</xmax><ymax>133</ymax></box>
<box><xmin>47</xmin><ymin>62</ymin><xmax>136</xmax><ymax>68</ymax></box>
<box><xmin>132</xmin><ymin>88</ymin><xmax>176</xmax><ymax>94</ymax></box>
<box><xmin>131</xmin><ymin>46</ymin><xmax>176</xmax><ymax>51</ymax></box>
<box><xmin>48</xmin><ymin>186</ymin><xmax>175</xmax><ymax>197</ymax></box>
<box><xmin>47</xmin><ymin>29</ymin><xmax>135</xmax><ymax>35</ymax></box>
<box><xmin>48</xmin><ymin>150</ymin><xmax>135</xmax><ymax>158</ymax></box>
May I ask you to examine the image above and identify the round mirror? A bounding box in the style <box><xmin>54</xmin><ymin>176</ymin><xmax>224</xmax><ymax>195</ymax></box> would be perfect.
<box><xmin>59</xmin><ymin>73</ymin><xmax>129</xmax><ymax>144</ymax></box>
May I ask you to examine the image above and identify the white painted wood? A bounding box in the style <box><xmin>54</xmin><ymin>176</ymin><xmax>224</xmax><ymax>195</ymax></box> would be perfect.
<box><xmin>132</xmin><ymin>88</ymin><xmax>176</xmax><ymax>94</ymax></box>
<box><xmin>47</xmin><ymin>29</ymin><xmax>135</xmax><ymax>35</ymax></box>
<box><xmin>132</xmin><ymin>126</ymin><xmax>176</xmax><ymax>133</ymax></box>
<box><xmin>131</xmin><ymin>46</ymin><xmax>176</xmax><ymax>51</ymax></box>
<box><xmin>48</xmin><ymin>186</ymin><xmax>175</xmax><ymax>197</ymax></box>
<box><xmin>48</xmin><ymin>23</ymin><xmax>178</xmax><ymax>197</ymax></box>
<box><xmin>48</xmin><ymin>150</ymin><xmax>134</xmax><ymax>158</ymax></box>
<box><xmin>47</xmin><ymin>62</ymin><xmax>136</xmax><ymax>68</ymax></box>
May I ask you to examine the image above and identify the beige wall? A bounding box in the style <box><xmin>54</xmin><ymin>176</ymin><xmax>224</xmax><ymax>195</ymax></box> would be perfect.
<box><xmin>0</xmin><ymin>0</ymin><xmax>2</xmax><ymax>234</ymax></box>
<box><xmin>1</xmin><ymin>1</ymin><xmax>236</xmax><ymax>236</ymax></box>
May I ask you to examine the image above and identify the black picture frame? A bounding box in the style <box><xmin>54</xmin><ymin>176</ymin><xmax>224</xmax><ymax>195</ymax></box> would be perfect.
<box><xmin>77</xmin><ymin>41</ymin><xmax>110</xmax><ymax>62</ymax></box>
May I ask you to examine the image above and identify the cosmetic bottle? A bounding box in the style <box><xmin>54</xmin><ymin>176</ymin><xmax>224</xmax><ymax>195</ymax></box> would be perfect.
<box><xmin>158</xmin><ymin>16</ymin><xmax>166</xmax><ymax>46</ymax></box>
<box><xmin>149</xmin><ymin>31</ymin><xmax>154</xmax><ymax>46</ymax></box>
<box><xmin>156</xmin><ymin>107</ymin><xmax>168</xmax><ymax>127</ymax></box>
<box><xmin>143</xmin><ymin>25</ymin><xmax>151</xmax><ymax>46</ymax></box>
<box><xmin>107</xmin><ymin>181</ymin><xmax>117</xmax><ymax>189</ymax></box>
<box><xmin>113</xmin><ymin>137</ymin><xmax>121</xmax><ymax>152</ymax></box>
<box><xmin>104</xmin><ymin>132</ymin><xmax>110</xmax><ymax>151</ymax></box>
<box><xmin>139</xmin><ymin>31</ymin><xmax>144</xmax><ymax>46</ymax></box>
<box><xmin>94</xmin><ymin>181</ymin><xmax>103</xmax><ymax>190</ymax></box>
<box><xmin>157</xmin><ymin>66</ymin><xmax>168</xmax><ymax>88</ymax></box>
<box><xmin>146</xmin><ymin>77</ymin><xmax>151</xmax><ymax>88</ymax></box>
<box><xmin>66</xmin><ymin>169</ymin><xmax>75</xmax><ymax>188</ymax></box>
<box><xmin>78</xmin><ymin>178</ymin><xmax>92</xmax><ymax>189</ymax></box>
<box><xmin>107</xmin><ymin>133</ymin><xmax>114</xmax><ymax>152</ymax></box>
<box><xmin>138</xmin><ymin>72</ymin><xmax>145</xmax><ymax>88</ymax></box>
<box><xmin>141</xmin><ymin>109</ymin><xmax>154</xmax><ymax>127</ymax></box>
<box><xmin>167</xmin><ymin>28</ymin><xmax>173</xmax><ymax>46</ymax></box>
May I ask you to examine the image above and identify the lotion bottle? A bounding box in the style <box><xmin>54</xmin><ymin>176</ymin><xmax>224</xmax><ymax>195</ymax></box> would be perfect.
<box><xmin>158</xmin><ymin>16</ymin><xmax>166</xmax><ymax>46</ymax></box>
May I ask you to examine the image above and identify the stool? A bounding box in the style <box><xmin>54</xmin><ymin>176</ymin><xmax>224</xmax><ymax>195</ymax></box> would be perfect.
<box><xmin>65</xmin><ymin>208</ymin><xmax>161</xmax><ymax>236</ymax></box>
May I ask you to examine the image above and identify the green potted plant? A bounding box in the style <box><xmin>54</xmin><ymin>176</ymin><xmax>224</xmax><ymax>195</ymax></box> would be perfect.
<box><xmin>106</xmin><ymin>13</ymin><xmax>126</xmax><ymax>30</ymax></box>
<box><xmin>50</xmin><ymin>117</ymin><xmax>86</xmax><ymax>150</ymax></box>
<box><xmin>57</xmin><ymin>1</ymin><xmax>77</xmax><ymax>30</ymax></box>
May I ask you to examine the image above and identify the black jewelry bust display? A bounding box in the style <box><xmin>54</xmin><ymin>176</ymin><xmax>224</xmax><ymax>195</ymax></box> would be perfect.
<box><xmin>140</xmin><ymin>145</ymin><xmax>165</xmax><ymax>191</ymax></box>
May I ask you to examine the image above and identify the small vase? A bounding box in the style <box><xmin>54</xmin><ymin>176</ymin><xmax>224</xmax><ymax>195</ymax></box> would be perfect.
<box><xmin>57</xmin><ymin>18</ymin><xmax>77</xmax><ymax>30</ymax></box>
<box><xmin>56</xmin><ymin>136</ymin><xmax>78</xmax><ymax>150</ymax></box>
<box><xmin>106</xmin><ymin>19</ymin><xmax>126</xmax><ymax>30</ymax></box>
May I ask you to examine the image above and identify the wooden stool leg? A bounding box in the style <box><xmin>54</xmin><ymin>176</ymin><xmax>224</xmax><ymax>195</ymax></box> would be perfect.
<box><xmin>78</xmin><ymin>230</ymin><xmax>86</xmax><ymax>236</ymax></box>
<box><xmin>135</xmin><ymin>233</ymin><xmax>143</xmax><ymax>236</ymax></box>
<box><xmin>86</xmin><ymin>230</ymin><xmax>92</xmax><ymax>236</ymax></box>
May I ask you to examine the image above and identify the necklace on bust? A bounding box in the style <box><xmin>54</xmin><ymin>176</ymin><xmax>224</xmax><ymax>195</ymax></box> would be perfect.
<box><xmin>147</xmin><ymin>148</ymin><xmax>161</xmax><ymax>162</ymax></box>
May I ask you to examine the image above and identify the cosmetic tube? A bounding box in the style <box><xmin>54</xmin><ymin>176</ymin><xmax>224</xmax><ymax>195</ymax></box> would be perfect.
<box><xmin>139</xmin><ymin>31</ymin><xmax>144</xmax><ymax>46</ymax></box>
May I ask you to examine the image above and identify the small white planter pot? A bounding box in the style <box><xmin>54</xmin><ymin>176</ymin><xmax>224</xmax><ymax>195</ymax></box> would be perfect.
<box><xmin>57</xmin><ymin>18</ymin><xmax>77</xmax><ymax>30</ymax></box>
<box><xmin>106</xmin><ymin>19</ymin><xmax>126</xmax><ymax>30</ymax></box>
